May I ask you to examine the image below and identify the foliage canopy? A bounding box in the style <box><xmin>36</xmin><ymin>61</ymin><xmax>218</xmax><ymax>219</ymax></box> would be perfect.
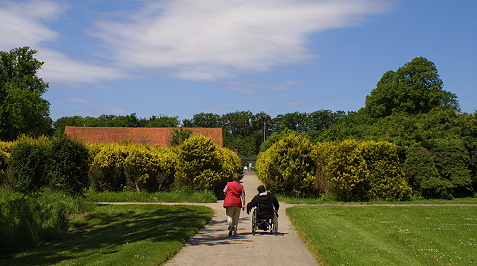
<box><xmin>0</xmin><ymin>47</ymin><xmax>52</xmax><ymax>141</ymax></box>
<box><xmin>365</xmin><ymin>57</ymin><xmax>459</xmax><ymax>118</ymax></box>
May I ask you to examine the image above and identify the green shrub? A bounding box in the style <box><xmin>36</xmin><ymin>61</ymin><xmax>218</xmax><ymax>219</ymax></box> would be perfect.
<box><xmin>47</xmin><ymin>136</ymin><xmax>90</xmax><ymax>194</ymax></box>
<box><xmin>405</xmin><ymin>139</ymin><xmax>474</xmax><ymax>198</ymax></box>
<box><xmin>404</xmin><ymin>147</ymin><xmax>451</xmax><ymax>198</ymax></box>
<box><xmin>427</xmin><ymin>138</ymin><xmax>473</xmax><ymax>197</ymax></box>
<box><xmin>256</xmin><ymin>133</ymin><xmax>317</xmax><ymax>197</ymax></box>
<box><xmin>10</xmin><ymin>136</ymin><xmax>50</xmax><ymax>193</ymax></box>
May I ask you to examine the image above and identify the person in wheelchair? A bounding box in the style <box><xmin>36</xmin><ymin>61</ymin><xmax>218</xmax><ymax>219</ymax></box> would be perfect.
<box><xmin>246</xmin><ymin>185</ymin><xmax>280</xmax><ymax>232</ymax></box>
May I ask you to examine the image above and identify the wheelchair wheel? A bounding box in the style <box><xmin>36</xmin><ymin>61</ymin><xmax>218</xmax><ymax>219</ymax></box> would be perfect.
<box><xmin>272</xmin><ymin>212</ymin><xmax>278</xmax><ymax>235</ymax></box>
<box><xmin>252</xmin><ymin>209</ymin><xmax>257</xmax><ymax>235</ymax></box>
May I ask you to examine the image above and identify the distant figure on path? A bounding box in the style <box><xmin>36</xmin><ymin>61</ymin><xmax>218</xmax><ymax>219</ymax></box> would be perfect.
<box><xmin>223</xmin><ymin>173</ymin><xmax>246</xmax><ymax>236</ymax></box>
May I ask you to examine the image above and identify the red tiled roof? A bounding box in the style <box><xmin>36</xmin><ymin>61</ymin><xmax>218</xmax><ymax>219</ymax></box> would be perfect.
<box><xmin>64</xmin><ymin>126</ymin><xmax>223</xmax><ymax>147</ymax></box>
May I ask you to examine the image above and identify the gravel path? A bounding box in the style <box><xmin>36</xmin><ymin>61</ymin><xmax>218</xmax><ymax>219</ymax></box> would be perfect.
<box><xmin>163</xmin><ymin>172</ymin><xmax>318</xmax><ymax>266</ymax></box>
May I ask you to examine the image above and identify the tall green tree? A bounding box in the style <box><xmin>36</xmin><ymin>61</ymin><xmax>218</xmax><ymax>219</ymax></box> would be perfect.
<box><xmin>145</xmin><ymin>115</ymin><xmax>180</xmax><ymax>127</ymax></box>
<box><xmin>365</xmin><ymin>57</ymin><xmax>459</xmax><ymax>118</ymax></box>
<box><xmin>0</xmin><ymin>47</ymin><xmax>52</xmax><ymax>140</ymax></box>
<box><xmin>182</xmin><ymin>112</ymin><xmax>222</xmax><ymax>128</ymax></box>
<box><xmin>274</xmin><ymin>112</ymin><xmax>309</xmax><ymax>133</ymax></box>
<box><xmin>221</xmin><ymin>111</ymin><xmax>253</xmax><ymax>136</ymax></box>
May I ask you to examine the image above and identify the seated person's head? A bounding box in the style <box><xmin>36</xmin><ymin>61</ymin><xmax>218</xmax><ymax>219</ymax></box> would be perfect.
<box><xmin>257</xmin><ymin>185</ymin><xmax>266</xmax><ymax>193</ymax></box>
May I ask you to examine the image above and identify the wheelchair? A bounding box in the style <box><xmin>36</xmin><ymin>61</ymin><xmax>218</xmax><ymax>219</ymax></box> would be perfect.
<box><xmin>251</xmin><ymin>207</ymin><xmax>278</xmax><ymax>235</ymax></box>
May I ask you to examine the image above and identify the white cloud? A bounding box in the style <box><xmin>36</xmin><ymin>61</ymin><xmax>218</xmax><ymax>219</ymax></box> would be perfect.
<box><xmin>0</xmin><ymin>0</ymin><xmax>127</xmax><ymax>87</ymax></box>
<box><xmin>94</xmin><ymin>0</ymin><xmax>392</xmax><ymax>81</ymax></box>
<box><xmin>0</xmin><ymin>0</ymin><xmax>62</xmax><ymax>50</ymax></box>
<box><xmin>37</xmin><ymin>49</ymin><xmax>126</xmax><ymax>86</ymax></box>
<box><xmin>0</xmin><ymin>0</ymin><xmax>393</xmax><ymax>87</ymax></box>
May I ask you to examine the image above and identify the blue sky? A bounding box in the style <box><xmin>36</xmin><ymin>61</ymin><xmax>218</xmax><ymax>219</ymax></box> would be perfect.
<box><xmin>1</xmin><ymin>0</ymin><xmax>476</xmax><ymax>122</ymax></box>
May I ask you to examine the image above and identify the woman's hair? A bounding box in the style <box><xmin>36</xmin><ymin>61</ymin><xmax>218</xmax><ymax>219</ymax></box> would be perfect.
<box><xmin>257</xmin><ymin>185</ymin><xmax>266</xmax><ymax>193</ymax></box>
<box><xmin>233</xmin><ymin>173</ymin><xmax>242</xmax><ymax>181</ymax></box>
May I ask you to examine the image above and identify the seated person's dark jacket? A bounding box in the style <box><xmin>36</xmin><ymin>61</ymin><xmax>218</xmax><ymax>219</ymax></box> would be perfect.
<box><xmin>246</xmin><ymin>192</ymin><xmax>280</xmax><ymax>217</ymax></box>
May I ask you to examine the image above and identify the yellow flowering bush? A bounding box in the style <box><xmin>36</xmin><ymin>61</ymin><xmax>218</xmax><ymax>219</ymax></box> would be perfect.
<box><xmin>258</xmin><ymin>134</ymin><xmax>412</xmax><ymax>200</ymax></box>
<box><xmin>0</xmin><ymin>141</ymin><xmax>13</xmax><ymax>183</ymax></box>
<box><xmin>89</xmin><ymin>142</ymin><xmax>177</xmax><ymax>192</ymax></box>
<box><xmin>174</xmin><ymin>134</ymin><xmax>241</xmax><ymax>193</ymax></box>
<box><xmin>256</xmin><ymin>133</ymin><xmax>317</xmax><ymax>197</ymax></box>
<box><xmin>316</xmin><ymin>139</ymin><xmax>412</xmax><ymax>200</ymax></box>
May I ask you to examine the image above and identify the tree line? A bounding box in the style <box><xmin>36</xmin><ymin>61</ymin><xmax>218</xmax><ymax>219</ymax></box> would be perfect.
<box><xmin>53</xmin><ymin>110</ymin><xmax>346</xmax><ymax>157</ymax></box>
<box><xmin>2</xmin><ymin>46</ymin><xmax>477</xmax><ymax>198</ymax></box>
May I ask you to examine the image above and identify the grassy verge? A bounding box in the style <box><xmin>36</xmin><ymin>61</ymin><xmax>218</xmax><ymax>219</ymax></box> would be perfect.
<box><xmin>287</xmin><ymin>205</ymin><xmax>477</xmax><ymax>265</ymax></box>
<box><xmin>1</xmin><ymin>204</ymin><xmax>213</xmax><ymax>265</ymax></box>
<box><xmin>84</xmin><ymin>190</ymin><xmax>217</xmax><ymax>203</ymax></box>
<box><xmin>0</xmin><ymin>190</ymin><xmax>91</xmax><ymax>255</ymax></box>
<box><xmin>278</xmin><ymin>194</ymin><xmax>477</xmax><ymax>205</ymax></box>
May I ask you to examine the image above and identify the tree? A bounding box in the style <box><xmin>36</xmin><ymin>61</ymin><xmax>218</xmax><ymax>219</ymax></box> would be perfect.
<box><xmin>365</xmin><ymin>57</ymin><xmax>459</xmax><ymax>118</ymax></box>
<box><xmin>308</xmin><ymin>110</ymin><xmax>346</xmax><ymax>133</ymax></box>
<box><xmin>251</xmin><ymin>111</ymin><xmax>272</xmax><ymax>139</ymax></box>
<box><xmin>221</xmin><ymin>111</ymin><xmax>253</xmax><ymax>136</ymax></box>
<box><xmin>274</xmin><ymin>112</ymin><xmax>309</xmax><ymax>133</ymax></box>
<box><xmin>182</xmin><ymin>112</ymin><xmax>222</xmax><ymax>128</ymax></box>
<box><xmin>145</xmin><ymin>115</ymin><xmax>180</xmax><ymax>127</ymax></box>
<box><xmin>53</xmin><ymin>116</ymin><xmax>88</xmax><ymax>136</ymax></box>
<box><xmin>0</xmin><ymin>47</ymin><xmax>52</xmax><ymax>140</ymax></box>
<box><xmin>170</xmin><ymin>128</ymin><xmax>192</xmax><ymax>146</ymax></box>
<box><xmin>318</xmin><ymin>110</ymin><xmax>375</xmax><ymax>142</ymax></box>
<box><xmin>260</xmin><ymin>128</ymin><xmax>295</xmax><ymax>152</ymax></box>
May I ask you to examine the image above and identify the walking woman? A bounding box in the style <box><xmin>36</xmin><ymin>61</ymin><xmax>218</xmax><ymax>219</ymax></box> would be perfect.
<box><xmin>223</xmin><ymin>173</ymin><xmax>246</xmax><ymax>236</ymax></box>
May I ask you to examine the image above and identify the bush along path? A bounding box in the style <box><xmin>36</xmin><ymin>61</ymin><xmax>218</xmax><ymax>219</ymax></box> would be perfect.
<box><xmin>163</xmin><ymin>171</ymin><xmax>318</xmax><ymax>266</ymax></box>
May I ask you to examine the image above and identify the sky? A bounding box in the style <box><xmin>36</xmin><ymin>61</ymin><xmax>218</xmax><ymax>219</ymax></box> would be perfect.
<box><xmin>1</xmin><ymin>0</ymin><xmax>476</xmax><ymax>122</ymax></box>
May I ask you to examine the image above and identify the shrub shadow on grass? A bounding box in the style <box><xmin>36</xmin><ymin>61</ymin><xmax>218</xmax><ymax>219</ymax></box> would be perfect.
<box><xmin>1</xmin><ymin>205</ymin><xmax>212</xmax><ymax>265</ymax></box>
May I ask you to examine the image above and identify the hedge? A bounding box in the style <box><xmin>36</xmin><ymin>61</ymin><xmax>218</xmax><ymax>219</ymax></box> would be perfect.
<box><xmin>88</xmin><ymin>142</ymin><xmax>177</xmax><ymax>192</ymax></box>
<box><xmin>258</xmin><ymin>137</ymin><xmax>412</xmax><ymax>200</ymax></box>
<box><xmin>317</xmin><ymin>140</ymin><xmax>412</xmax><ymax>201</ymax></box>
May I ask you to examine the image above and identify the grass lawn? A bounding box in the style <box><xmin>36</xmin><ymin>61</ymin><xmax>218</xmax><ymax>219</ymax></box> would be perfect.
<box><xmin>278</xmin><ymin>194</ymin><xmax>477</xmax><ymax>205</ymax></box>
<box><xmin>0</xmin><ymin>204</ymin><xmax>213</xmax><ymax>265</ymax></box>
<box><xmin>287</xmin><ymin>205</ymin><xmax>477</xmax><ymax>265</ymax></box>
<box><xmin>84</xmin><ymin>190</ymin><xmax>217</xmax><ymax>203</ymax></box>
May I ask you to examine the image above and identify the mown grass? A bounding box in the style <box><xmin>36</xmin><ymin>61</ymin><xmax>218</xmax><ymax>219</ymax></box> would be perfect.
<box><xmin>84</xmin><ymin>190</ymin><xmax>217</xmax><ymax>203</ymax></box>
<box><xmin>278</xmin><ymin>193</ymin><xmax>477</xmax><ymax>205</ymax></box>
<box><xmin>287</xmin><ymin>205</ymin><xmax>477</xmax><ymax>265</ymax></box>
<box><xmin>1</xmin><ymin>204</ymin><xmax>213</xmax><ymax>265</ymax></box>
